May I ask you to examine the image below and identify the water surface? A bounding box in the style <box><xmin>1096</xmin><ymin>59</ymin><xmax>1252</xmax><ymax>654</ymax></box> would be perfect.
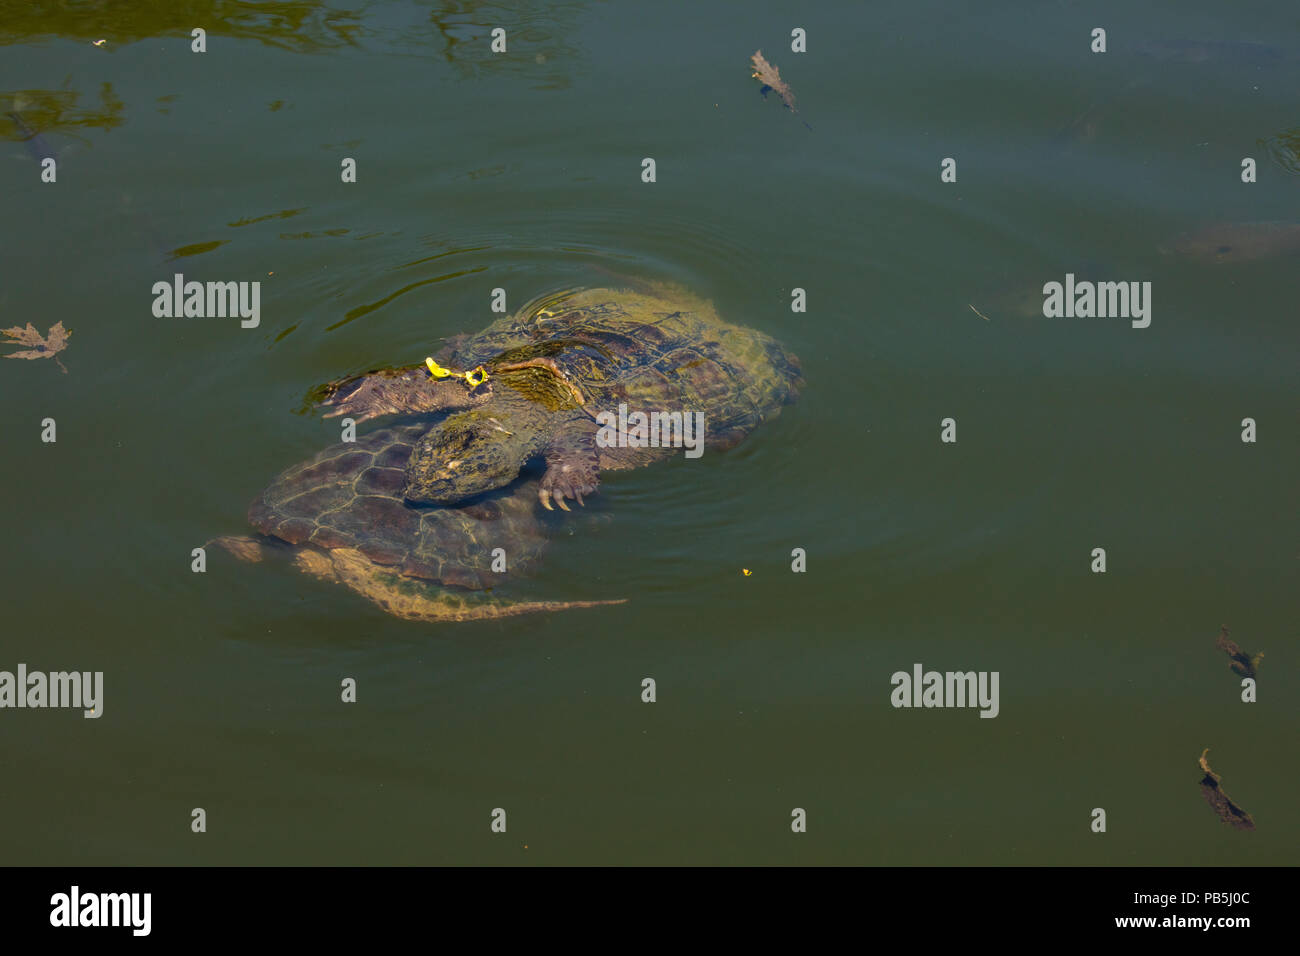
<box><xmin>0</xmin><ymin>0</ymin><xmax>1294</xmax><ymax>865</ymax></box>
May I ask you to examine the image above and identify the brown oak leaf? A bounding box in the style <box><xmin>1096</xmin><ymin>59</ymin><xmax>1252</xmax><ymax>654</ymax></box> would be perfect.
<box><xmin>2</xmin><ymin>321</ymin><xmax>70</xmax><ymax>372</ymax></box>
<box><xmin>751</xmin><ymin>50</ymin><xmax>797</xmax><ymax>113</ymax></box>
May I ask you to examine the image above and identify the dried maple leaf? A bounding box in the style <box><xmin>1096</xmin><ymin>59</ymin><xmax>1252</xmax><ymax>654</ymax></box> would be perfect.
<box><xmin>751</xmin><ymin>50</ymin><xmax>797</xmax><ymax>113</ymax></box>
<box><xmin>2</xmin><ymin>321</ymin><xmax>70</xmax><ymax>372</ymax></box>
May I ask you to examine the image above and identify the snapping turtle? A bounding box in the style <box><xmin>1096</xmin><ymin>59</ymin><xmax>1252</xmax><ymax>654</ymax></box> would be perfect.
<box><xmin>219</xmin><ymin>424</ymin><xmax>623</xmax><ymax>621</ymax></box>
<box><xmin>315</xmin><ymin>283</ymin><xmax>802</xmax><ymax>510</ymax></box>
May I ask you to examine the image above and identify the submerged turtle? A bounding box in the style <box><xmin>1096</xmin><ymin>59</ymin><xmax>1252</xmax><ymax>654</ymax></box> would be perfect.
<box><xmin>218</xmin><ymin>424</ymin><xmax>624</xmax><ymax>621</ymax></box>
<box><xmin>314</xmin><ymin>283</ymin><xmax>803</xmax><ymax>510</ymax></box>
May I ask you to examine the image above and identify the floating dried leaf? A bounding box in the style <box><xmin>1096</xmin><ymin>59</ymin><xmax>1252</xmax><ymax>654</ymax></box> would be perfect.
<box><xmin>1198</xmin><ymin>749</ymin><xmax>1255</xmax><ymax>830</ymax></box>
<box><xmin>1215</xmin><ymin>625</ymin><xmax>1262</xmax><ymax>679</ymax></box>
<box><xmin>2</xmin><ymin>321</ymin><xmax>70</xmax><ymax>372</ymax></box>
<box><xmin>751</xmin><ymin>50</ymin><xmax>797</xmax><ymax>113</ymax></box>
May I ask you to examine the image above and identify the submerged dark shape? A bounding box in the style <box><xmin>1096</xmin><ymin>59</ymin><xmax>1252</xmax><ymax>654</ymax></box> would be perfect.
<box><xmin>1215</xmin><ymin>626</ymin><xmax>1263</xmax><ymax>680</ymax></box>
<box><xmin>315</xmin><ymin>283</ymin><xmax>802</xmax><ymax>512</ymax></box>
<box><xmin>1057</xmin><ymin>38</ymin><xmax>1287</xmax><ymax>150</ymax></box>
<box><xmin>973</xmin><ymin>260</ymin><xmax>1112</xmax><ymax>320</ymax></box>
<box><xmin>224</xmin><ymin>425</ymin><xmax>624</xmax><ymax>621</ymax></box>
<box><xmin>1197</xmin><ymin>749</ymin><xmax>1255</xmax><ymax>831</ymax></box>
<box><xmin>1160</xmin><ymin>221</ymin><xmax>1300</xmax><ymax>263</ymax></box>
<box><xmin>1259</xmin><ymin>128</ymin><xmax>1300</xmax><ymax>175</ymax></box>
<box><xmin>1133</xmin><ymin>37</ymin><xmax>1285</xmax><ymax>65</ymax></box>
<box><xmin>7</xmin><ymin>111</ymin><xmax>56</xmax><ymax>164</ymax></box>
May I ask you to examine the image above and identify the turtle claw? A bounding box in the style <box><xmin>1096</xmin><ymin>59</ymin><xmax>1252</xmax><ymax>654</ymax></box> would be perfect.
<box><xmin>540</xmin><ymin>474</ymin><xmax>589</xmax><ymax>512</ymax></box>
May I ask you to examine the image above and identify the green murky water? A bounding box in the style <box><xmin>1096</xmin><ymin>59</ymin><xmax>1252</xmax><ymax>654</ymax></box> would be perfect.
<box><xmin>1</xmin><ymin>0</ymin><xmax>1294</xmax><ymax>864</ymax></box>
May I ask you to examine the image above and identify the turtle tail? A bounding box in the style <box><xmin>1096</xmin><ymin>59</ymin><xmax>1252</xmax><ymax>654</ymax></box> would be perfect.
<box><xmin>295</xmin><ymin>548</ymin><xmax>626</xmax><ymax>623</ymax></box>
<box><xmin>382</xmin><ymin>593</ymin><xmax>628</xmax><ymax>623</ymax></box>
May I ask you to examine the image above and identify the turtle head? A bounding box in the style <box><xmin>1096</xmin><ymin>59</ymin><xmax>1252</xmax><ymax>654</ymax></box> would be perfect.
<box><xmin>403</xmin><ymin>408</ymin><xmax>528</xmax><ymax>504</ymax></box>
<box><xmin>314</xmin><ymin>363</ymin><xmax>483</xmax><ymax>425</ymax></box>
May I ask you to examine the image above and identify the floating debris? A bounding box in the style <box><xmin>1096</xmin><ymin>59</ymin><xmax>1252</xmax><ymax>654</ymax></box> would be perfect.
<box><xmin>1198</xmin><ymin>749</ymin><xmax>1256</xmax><ymax>830</ymax></box>
<box><xmin>1215</xmin><ymin>626</ymin><xmax>1263</xmax><ymax>680</ymax></box>
<box><xmin>750</xmin><ymin>50</ymin><xmax>796</xmax><ymax>113</ymax></box>
<box><xmin>2</xmin><ymin>321</ymin><xmax>70</xmax><ymax>373</ymax></box>
<box><xmin>1259</xmin><ymin>128</ymin><xmax>1300</xmax><ymax>175</ymax></box>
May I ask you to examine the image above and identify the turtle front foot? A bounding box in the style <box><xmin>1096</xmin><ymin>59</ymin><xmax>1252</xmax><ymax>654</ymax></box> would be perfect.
<box><xmin>538</xmin><ymin>428</ymin><xmax>601</xmax><ymax>512</ymax></box>
<box><xmin>538</xmin><ymin>467</ymin><xmax>598</xmax><ymax>512</ymax></box>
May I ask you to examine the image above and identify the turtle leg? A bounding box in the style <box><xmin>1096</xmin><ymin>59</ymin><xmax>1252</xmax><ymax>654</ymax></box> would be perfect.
<box><xmin>538</xmin><ymin>423</ymin><xmax>601</xmax><ymax>512</ymax></box>
<box><xmin>208</xmin><ymin>535</ymin><xmax>269</xmax><ymax>562</ymax></box>
<box><xmin>313</xmin><ymin>365</ymin><xmax>479</xmax><ymax>424</ymax></box>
